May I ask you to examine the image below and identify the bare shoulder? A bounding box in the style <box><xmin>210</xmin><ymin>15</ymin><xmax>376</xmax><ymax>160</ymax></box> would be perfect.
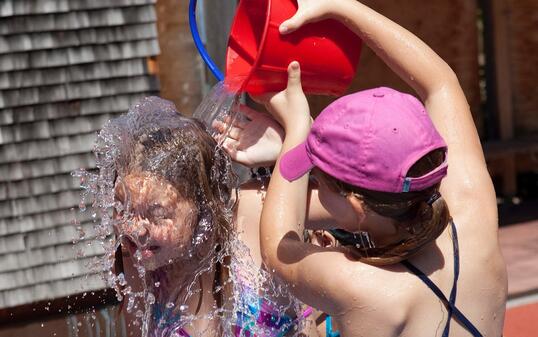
<box><xmin>235</xmin><ymin>180</ymin><xmax>266</xmax><ymax>224</ymax></box>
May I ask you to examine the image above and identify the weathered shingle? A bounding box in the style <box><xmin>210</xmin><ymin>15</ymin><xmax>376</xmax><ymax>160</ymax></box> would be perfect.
<box><xmin>0</xmin><ymin>153</ymin><xmax>96</xmax><ymax>182</ymax></box>
<box><xmin>0</xmin><ymin>92</ymin><xmax>156</xmax><ymax>125</ymax></box>
<box><xmin>0</xmin><ymin>273</ymin><xmax>105</xmax><ymax>308</ymax></box>
<box><xmin>0</xmin><ymin>113</ymin><xmax>118</xmax><ymax>145</ymax></box>
<box><xmin>0</xmin><ymin>190</ymin><xmax>87</xmax><ymax>218</ymax></box>
<box><xmin>25</xmin><ymin>222</ymin><xmax>99</xmax><ymax>250</ymax></box>
<box><xmin>0</xmin><ymin>239</ymin><xmax>105</xmax><ymax>273</ymax></box>
<box><xmin>0</xmin><ymin>0</ymin><xmax>156</xmax><ymax>17</ymax></box>
<box><xmin>0</xmin><ymin>174</ymin><xmax>80</xmax><ymax>201</ymax></box>
<box><xmin>0</xmin><ymin>208</ymin><xmax>95</xmax><ymax>236</ymax></box>
<box><xmin>1</xmin><ymin>76</ymin><xmax>158</xmax><ymax>108</ymax></box>
<box><xmin>0</xmin><ymin>256</ymin><xmax>101</xmax><ymax>292</ymax></box>
<box><xmin>0</xmin><ymin>23</ymin><xmax>157</xmax><ymax>54</ymax></box>
<box><xmin>0</xmin><ymin>59</ymin><xmax>149</xmax><ymax>90</ymax></box>
<box><xmin>0</xmin><ymin>39</ymin><xmax>159</xmax><ymax>72</ymax></box>
<box><xmin>0</xmin><ymin>6</ymin><xmax>156</xmax><ymax>35</ymax></box>
<box><xmin>0</xmin><ymin>133</ymin><xmax>97</xmax><ymax>164</ymax></box>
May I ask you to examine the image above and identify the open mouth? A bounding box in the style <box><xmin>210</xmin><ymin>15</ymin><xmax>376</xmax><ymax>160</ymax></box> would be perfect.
<box><xmin>147</xmin><ymin>245</ymin><xmax>160</xmax><ymax>252</ymax></box>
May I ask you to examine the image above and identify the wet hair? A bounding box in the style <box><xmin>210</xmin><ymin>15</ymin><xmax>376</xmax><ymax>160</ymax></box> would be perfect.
<box><xmin>98</xmin><ymin>96</ymin><xmax>236</xmax><ymax>254</ymax></box>
<box><xmin>128</xmin><ymin>120</ymin><xmax>234</xmax><ymax>252</ymax></box>
<box><xmin>319</xmin><ymin>149</ymin><xmax>450</xmax><ymax>265</ymax></box>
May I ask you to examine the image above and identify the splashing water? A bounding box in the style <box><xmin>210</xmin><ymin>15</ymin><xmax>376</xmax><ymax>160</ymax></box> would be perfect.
<box><xmin>72</xmin><ymin>92</ymin><xmax>309</xmax><ymax>337</ymax></box>
<box><xmin>193</xmin><ymin>81</ymin><xmax>241</xmax><ymax>141</ymax></box>
<box><xmin>193</xmin><ymin>81</ymin><xmax>252</xmax><ymax>184</ymax></box>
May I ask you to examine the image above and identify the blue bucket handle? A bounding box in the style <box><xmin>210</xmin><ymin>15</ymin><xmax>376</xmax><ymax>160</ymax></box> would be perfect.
<box><xmin>189</xmin><ymin>0</ymin><xmax>225</xmax><ymax>81</ymax></box>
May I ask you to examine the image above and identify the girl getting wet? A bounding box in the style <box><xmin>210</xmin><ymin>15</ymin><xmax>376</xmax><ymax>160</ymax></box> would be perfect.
<box><xmin>95</xmin><ymin>97</ymin><xmax>234</xmax><ymax>337</ymax></box>
<box><xmin>93</xmin><ymin>97</ymin><xmax>323</xmax><ymax>337</ymax></box>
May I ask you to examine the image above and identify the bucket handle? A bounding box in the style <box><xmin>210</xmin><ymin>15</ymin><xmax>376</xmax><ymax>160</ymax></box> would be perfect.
<box><xmin>189</xmin><ymin>0</ymin><xmax>225</xmax><ymax>81</ymax></box>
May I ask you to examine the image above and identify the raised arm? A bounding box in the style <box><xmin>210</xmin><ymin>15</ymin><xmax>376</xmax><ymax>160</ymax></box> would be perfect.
<box><xmin>282</xmin><ymin>0</ymin><xmax>497</xmax><ymax>234</ymax></box>
<box><xmin>259</xmin><ymin>63</ymin><xmax>368</xmax><ymax>315</ymax></box>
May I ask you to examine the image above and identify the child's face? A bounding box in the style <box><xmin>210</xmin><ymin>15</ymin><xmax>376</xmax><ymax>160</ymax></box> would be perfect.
<box><xmin>311</xmin><ymin>169</ymin><xmax>364</xmax><ymax>232</ymax></box>
<box><xmin>114</xmin><ymin>172</ymin><xmax>196</xmax><ymax>270</ymax></box>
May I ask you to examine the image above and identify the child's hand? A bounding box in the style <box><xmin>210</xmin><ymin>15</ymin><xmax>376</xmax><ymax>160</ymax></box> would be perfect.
<box><xmin>213</xmin><ymin>106</ymin><xmax>284</xmax><ymax>167</ymax></box>
<box><xmin>279</xmin><ymin>0</ymin><xmax>347</xmax><ymax>34</ymax></box>
<box><xmin>263</xmin><ymin>61</ymin><xmax>310</xmax><ymax>135</ymax></box>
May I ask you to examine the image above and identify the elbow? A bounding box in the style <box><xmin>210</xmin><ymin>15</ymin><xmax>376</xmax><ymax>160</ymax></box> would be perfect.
<box><xmin>260</xmin><ymin>233</ymin><xmax>281</xmax><ymax>274</ymax></box>
<box><xmin>430</xmin><ymin>64</ymin><xmax>461</xmax><ymax>95</ymax></box>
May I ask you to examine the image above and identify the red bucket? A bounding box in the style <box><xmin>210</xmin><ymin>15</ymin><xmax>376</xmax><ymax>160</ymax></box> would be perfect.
<box><xmin>225</xmin><ymin>0</ymin><xmax>362</xmax><ymax>96</ymax></box>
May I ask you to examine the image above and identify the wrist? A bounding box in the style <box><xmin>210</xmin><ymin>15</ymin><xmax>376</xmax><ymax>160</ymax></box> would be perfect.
<box><xmin>332</xmin><ymin>0</ymin><xmax>357</xmax><ymax>23</ymax></box>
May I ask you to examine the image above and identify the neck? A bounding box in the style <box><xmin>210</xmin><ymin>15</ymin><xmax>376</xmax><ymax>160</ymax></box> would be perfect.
<box><xmin>360</xmin><ymin>212</ymin><xmax>400</xmax><ymax>247</ymax></box>
<box><xmin>146</xmin><ymin>258</ymin><xmax>220</xmax><ymax>336</ymax></box>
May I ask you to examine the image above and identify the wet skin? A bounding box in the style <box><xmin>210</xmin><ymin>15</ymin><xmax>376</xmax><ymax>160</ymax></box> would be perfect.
<box><xmin>114</xmin><ymin>172</ymin><xmax>196</xmax><ymax>271</ymax></box>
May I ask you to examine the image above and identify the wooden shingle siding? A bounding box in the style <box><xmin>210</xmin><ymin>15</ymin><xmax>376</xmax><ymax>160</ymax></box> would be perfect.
<box><xmin>0</xmin><ymin>93</ymin><xmax>156</xmax><ymax>125</ymax></box>
<box><xmin>0</xmin><ymin>76</ymin><xmax>158</xmax><ymax>108</ymax></box>
<box><xmin>0</xmin><ymin>174</ymin><xmax>82</xmax><ymax>200</ymax></box>
<box><xmin>0</xmin><ymin>209</ymin><xmax>96</xmax><ymax>236</ymax></box>
<box><xmin>0</xmin><ymin>190</ymin><xmax>88</xmax><ymax>218</ymax></box>
<box><xmin>0</xmin><ymin>240</ymin><xmax>105</xmax><ymax>274</ymax></box>
<box><xmin>0</xmin><ymin>273</ymin><xmax>105</xmax><ymax>309</ymax></box>
<box><xmin>0</xmin><ymin>0</ymin><xmax>160</xmax><ymax>310</ymax></box>
<box><xmin>0</xmin><ymin>23</ymin><xmax>158</xmax><ymax>54</ymax></box>
<box><xmin>0</xmin><ymin>6</ymin><xmax>156</xmax><ymax>35</ymax></box>
<box><xmin>0</xmin><ymin>133</ymin><xmax>96</xmax><ymax>164</ymax></box>
<box><xmin>0</xmin><ymin>39</ymin><xmax>159</xmax><ymax>72</ymax></box>
<box><xmin>0</xmin><ymin>153</ymin><xmax>96</xmax><ymax>182</ymax></box>
<box><xmin>0</xmin><ymin>0</ymin><xmax>156</xmax><ymax>17</ymax></box>
<box><xmin>0</xmin><ymin>114</ymin><xmax>117</xmax><ymax>145</ymax></box>
<box><xmin>0</xmin><ymin>59</ymin><xmax>149</xmax><ymax>90</ymax></box>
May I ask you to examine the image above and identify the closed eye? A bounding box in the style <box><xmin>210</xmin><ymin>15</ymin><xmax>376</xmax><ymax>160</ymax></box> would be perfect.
<box><xmin>148</xmin><ymin>204</ymin><xmax>170</xmax><ymax>220</ymax></box>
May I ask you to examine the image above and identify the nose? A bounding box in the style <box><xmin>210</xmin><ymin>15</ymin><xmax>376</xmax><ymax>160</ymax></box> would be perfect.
<box><xmin>131</xmin><ymin>216</ymin><xmax>150</xmax><ymax>246</ymax></box>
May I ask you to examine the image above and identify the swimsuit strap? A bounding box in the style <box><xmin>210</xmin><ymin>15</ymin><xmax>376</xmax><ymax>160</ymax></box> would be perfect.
<box><xmin>401</xmin><ymin>221</ymin><xmax>483</xmax><ymax>337</ymax></box>
<box><xmin>176</xmin><ymin>329</ymin><xmax>191</xmax><ymax>337</ymax></box>
<box><xmin>442</xmin><ymin>221</ymin><xmax>460</xmax><ymax>337</ymax></box>
<box><xmin>325</xmin><ymin>315</ymin><xmax>341</xmax><ymax>337</ymax></box>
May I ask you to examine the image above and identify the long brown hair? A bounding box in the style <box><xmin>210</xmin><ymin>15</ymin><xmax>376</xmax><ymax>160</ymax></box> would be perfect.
<box><xmin>127</xmin><ymin>119</ymin><xmax>235</xmax><ymax>251</ymax></box>
<box><xmin>103</xmin><ymin>97</ymin><xmax>236</xmax><ymax>310</ymax></box>
<box><xmin>321</xmin><ymin>149</ymin><xmax>450</xmax><ymax>265</ymax></box>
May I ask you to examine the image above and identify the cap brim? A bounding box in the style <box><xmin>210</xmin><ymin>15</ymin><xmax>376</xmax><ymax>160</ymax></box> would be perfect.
<box><xmin>279</xmin><ymin>142</ymin><xmax>315</xmax><ymax>182</ymax></box>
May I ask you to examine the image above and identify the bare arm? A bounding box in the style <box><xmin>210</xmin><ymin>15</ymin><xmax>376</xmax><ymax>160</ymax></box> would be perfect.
<box><xmin>259</xmin><ymin>62</ymin><xmax>368</xmax><ymax>314</ymax></box>
<box><xmin>282</xmin><ymin>0</ymin><xmax>497</xmax><ymax>235</ymax></box>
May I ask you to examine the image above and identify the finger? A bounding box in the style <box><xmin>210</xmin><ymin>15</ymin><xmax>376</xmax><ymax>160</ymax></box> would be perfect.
<box><xmin>226</xmin><ymin>125</ymin><xmax>243</xmax><ymax>140</ymax></box>
<box><xmin>222</xmin><ymin>138</ymin><xmax>239</xmax><ymax>158</ymax></box>
<box><xmin>280</xmin><ymin>12</ymin><xmax>307</xmax><ymax>34</ymax></box>
<box><xmin>212</xmin><ymin>120</ymin><xmax>226</xmax><ymax>133</ymax></box>
<box><xmin>286</xmin><ymin>61</ymin><xmax>303</xmax><ymax>93</ymax></box>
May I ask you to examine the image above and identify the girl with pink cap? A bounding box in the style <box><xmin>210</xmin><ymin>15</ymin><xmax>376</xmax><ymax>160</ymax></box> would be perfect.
<box><xmin>218</xmin><ymin>1</ymin><xmax>507</xmax><ymax>336</ymax></box>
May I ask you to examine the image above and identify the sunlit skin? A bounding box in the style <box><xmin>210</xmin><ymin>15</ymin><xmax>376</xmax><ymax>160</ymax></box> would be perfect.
<box><xmin>114</xmin><ymin>172</ymin><xmax>196</xmax><ymax>271</ymax></box>
<box><xmin>247</xmin><ymin>0</ymin><xmax>508</xmax><ymax>336</ymax></box>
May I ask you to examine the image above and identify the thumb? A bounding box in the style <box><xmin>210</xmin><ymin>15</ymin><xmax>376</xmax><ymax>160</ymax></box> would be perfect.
<box><xmin>286</xmin><ymin>61</ymin><xmax>303</xmax><ymax>93</ymax></box>
<box><xmin>279</xmin><ymin>12</ymin><xmax>306</xmax><ymax>34</ymax></box>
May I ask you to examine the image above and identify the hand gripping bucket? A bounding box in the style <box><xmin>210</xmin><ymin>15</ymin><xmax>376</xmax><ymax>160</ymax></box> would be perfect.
<box><xmin>189</xmin><ymin>0</ymin><xmax>362</xmax><ymax>96</ymax></box>
<box><xmin>225</xmin><ymin>0</ymin><xmax>362</xmax><ymax>95</ymax></box>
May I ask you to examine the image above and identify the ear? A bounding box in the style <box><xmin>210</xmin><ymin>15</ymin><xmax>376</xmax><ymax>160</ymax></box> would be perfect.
<box><xmin>346</xmin><ymin>194</ymin><xmax>367</xmax><ymax>227</ymax></box>
<box><xmin>320</xmin><ymin>231</ymin><xmax>337</xmax><ymax>248</ymax></box>
<box><xmin>310</xmin><ymin>230</ymin><xmax>337</xmax><ymax>248</ymax></box>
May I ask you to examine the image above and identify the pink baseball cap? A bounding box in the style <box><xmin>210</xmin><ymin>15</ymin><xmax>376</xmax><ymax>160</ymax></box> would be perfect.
<box><xmin>280</xmin><ymin>87</ymin><xmax>448</xmax><ymax>193</ymax></box>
